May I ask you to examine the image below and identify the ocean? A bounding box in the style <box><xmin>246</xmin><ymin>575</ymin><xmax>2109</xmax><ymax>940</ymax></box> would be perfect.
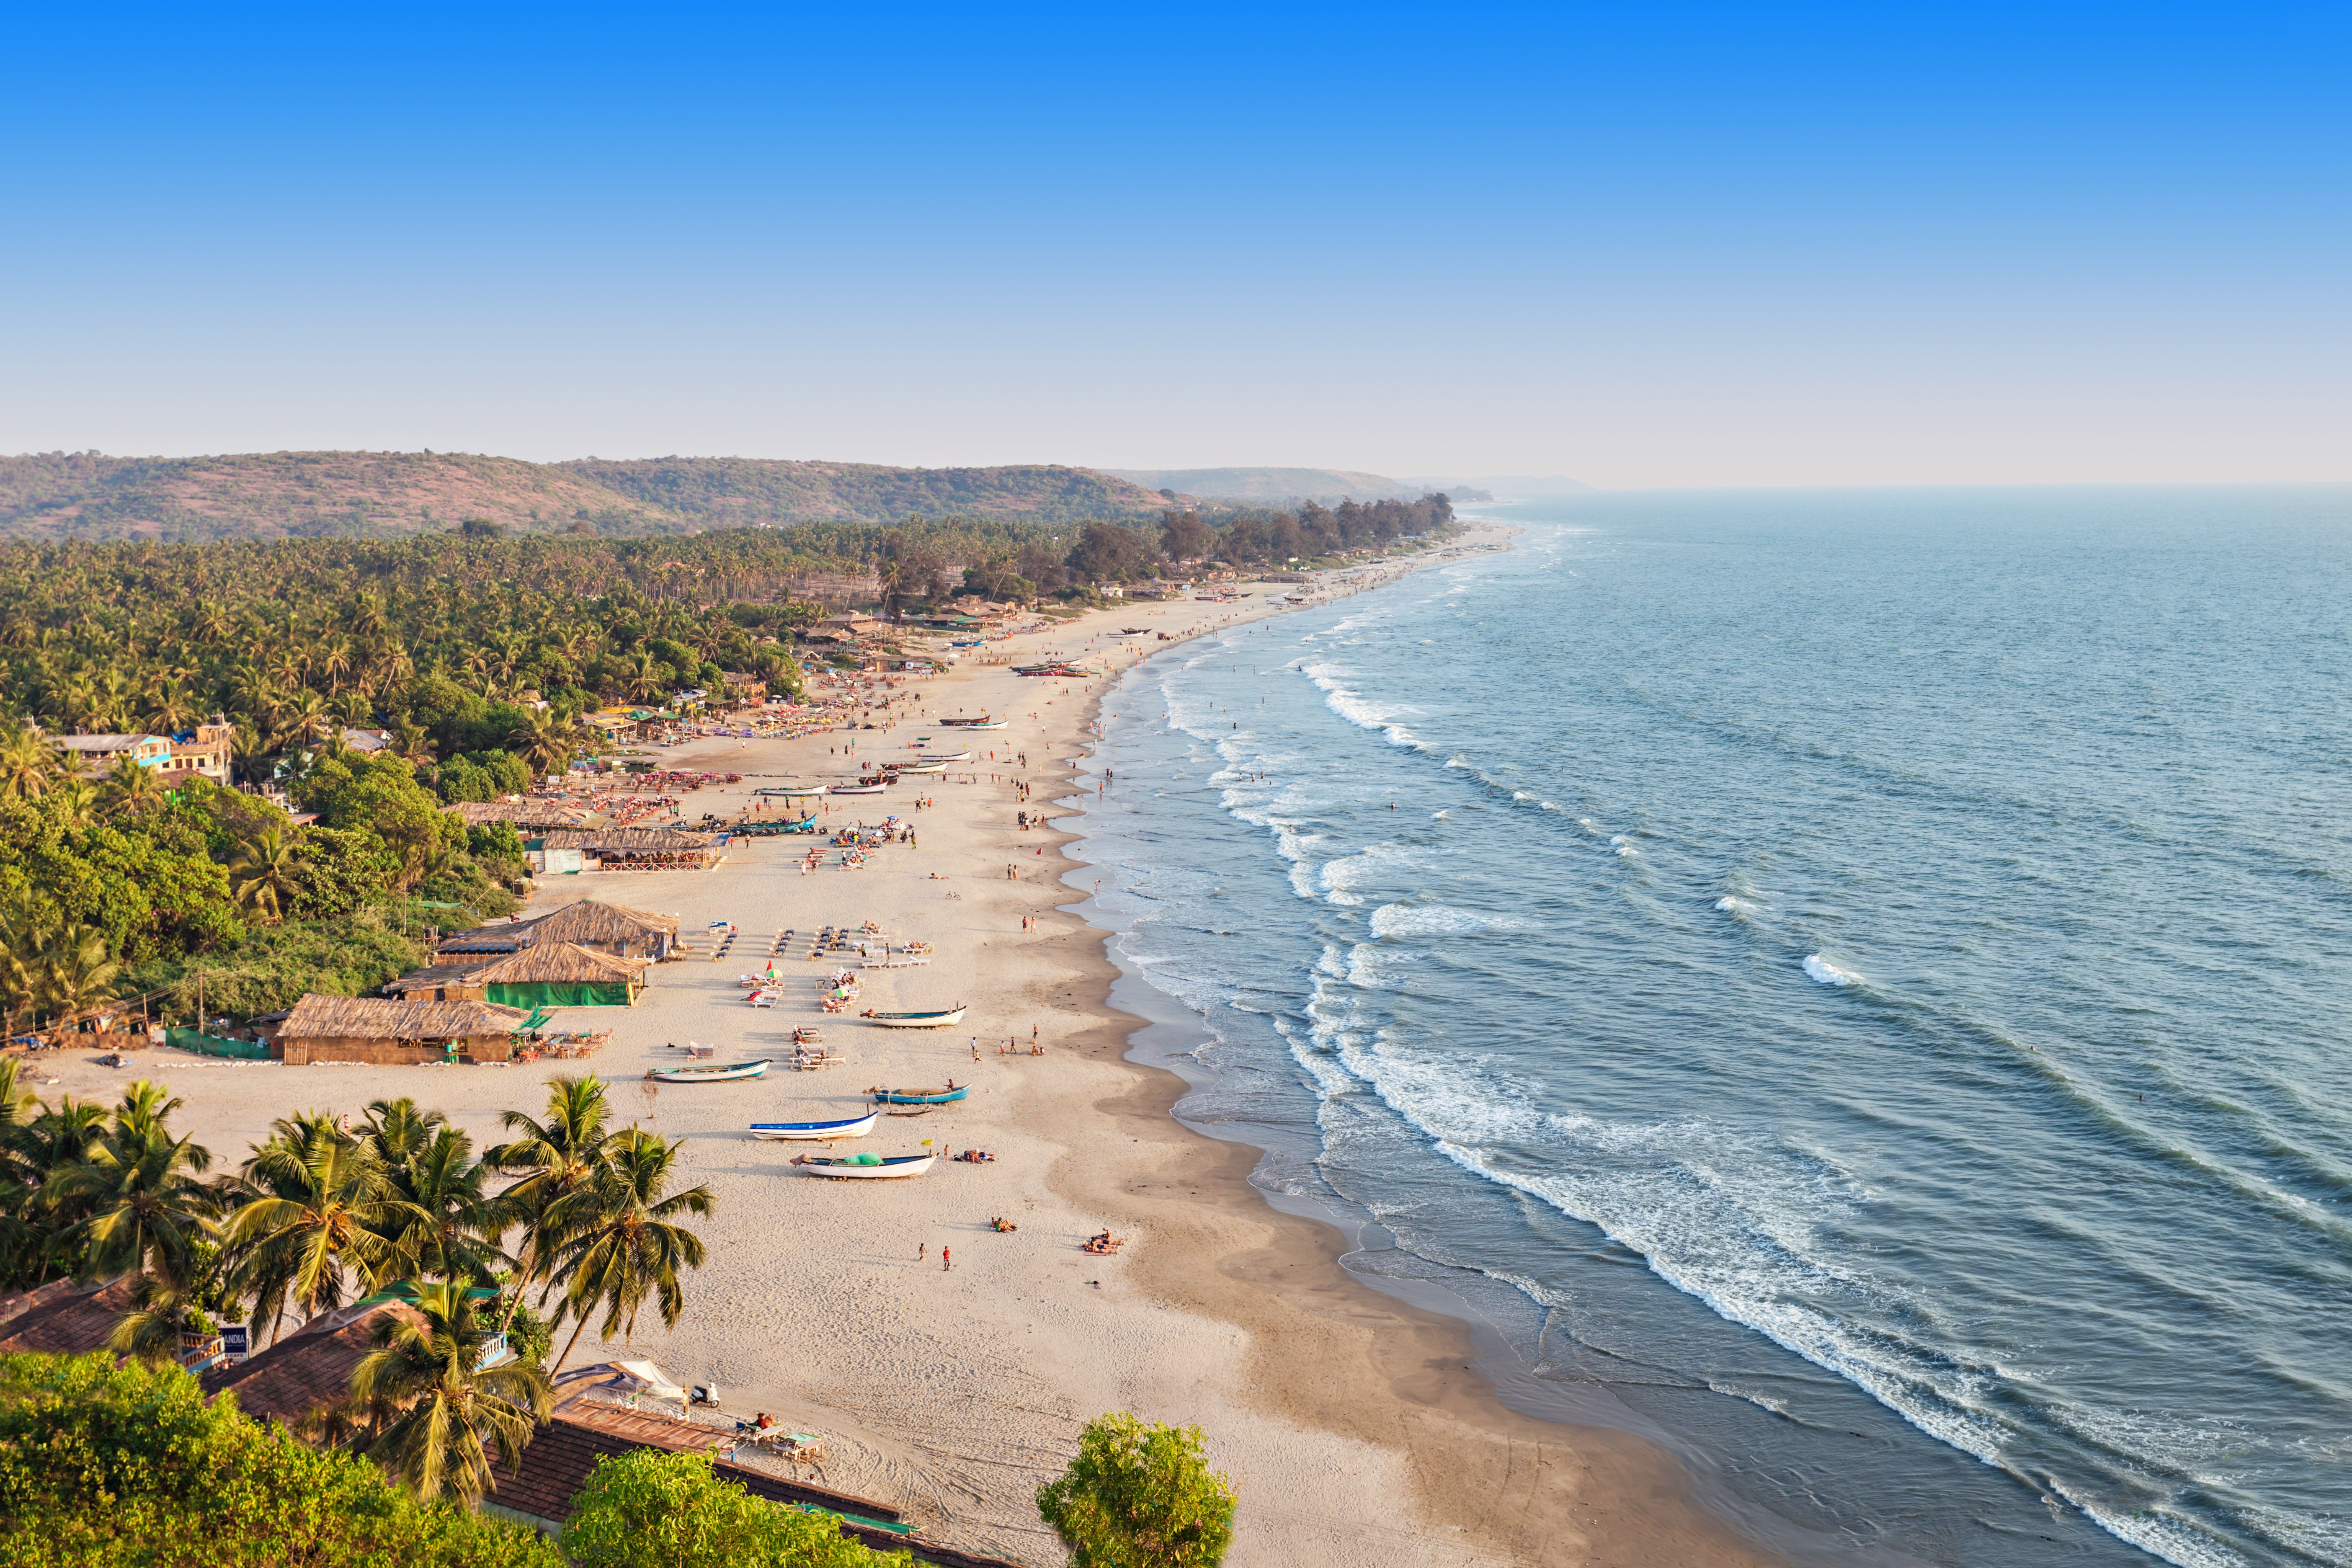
<box><xmin>1066</xmin><ymin>487</ymin><xmax>2352</xmax><ymax>1568</ymax></box>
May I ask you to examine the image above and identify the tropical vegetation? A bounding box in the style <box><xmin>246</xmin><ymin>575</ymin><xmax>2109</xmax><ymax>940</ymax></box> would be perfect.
<box><xmin>1036</xmin><ymin>1412</ymin><xmax>1238</xmax><ymax>1568</ymax></box>
<box><xmin>0</xmin><ymin>1350</ymin><xmax>562</xmax><ymax>1567</ymax></box>
<box><xmin>561</xmin><ymin>1447</ymin><xmax>912</xmax><ymax>1568</ymax></box>
<box><xmin>0</xmin><ymin>1070</ymin><xmax>713</xmax><ymax>1512</ymax></box>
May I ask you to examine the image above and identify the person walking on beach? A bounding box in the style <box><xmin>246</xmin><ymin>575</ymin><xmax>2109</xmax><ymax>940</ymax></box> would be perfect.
<box><xmin>941</xmin><ymin>1247</ymin><xmax>951</xmax><ymax>1271</ymax></box>
<box><xmin>918</xmin><ymin>1242</ymin><xmax>926</xmax><ymax>1261</ymax></box>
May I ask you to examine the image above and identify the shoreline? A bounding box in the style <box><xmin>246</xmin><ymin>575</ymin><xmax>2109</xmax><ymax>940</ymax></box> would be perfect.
<box><xmin>1014</xmin><ymin>542</ymin><xmax>1796</xmax><ymax>1566</ymax></box>
<box><xmin>93</xmin><ymin>533</ymin><xmax>1785</xmax><ymax>1566</ymax></box>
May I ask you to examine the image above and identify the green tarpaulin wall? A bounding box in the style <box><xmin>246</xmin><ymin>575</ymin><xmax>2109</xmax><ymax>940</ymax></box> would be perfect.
<box><xmin>485</xmin><ymin>982</ymin><xmax>635</xmax><ymax>1008</ymax></box>
<box><xmin>165</xmin><ymin>1028</ymin><xmax>271</xmax><ymax>1060</ymax></box>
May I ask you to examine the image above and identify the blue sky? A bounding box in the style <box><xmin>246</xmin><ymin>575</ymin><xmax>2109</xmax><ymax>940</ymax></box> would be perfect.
<box><xmin>1</xmin><ymin>4</ymin><xmax>2344</xmax><ymax>485</ymax></box>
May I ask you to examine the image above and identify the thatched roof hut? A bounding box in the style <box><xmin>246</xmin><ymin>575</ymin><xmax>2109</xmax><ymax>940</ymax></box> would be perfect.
<box><xmin>449</xmin><ymin>800</ymin><xmax>597</xmax><ymax>830</ymax></box>
<box><xmin>381</xmin><ymin>961</ymin><xmax>494</xmax><ymax>1001</ymax></box>
<box><xmin>438</xmin><ymin>898</ymin><xmax>681</xmax><ymax>962</ymax></box>
<box><xmin>537</xmin><ymin>828</ymin><xmax>726</xmax><ymax>872</ymax></box>
<box><xmin>469</xmin><ymin>941</ymin><xmax>646</xmax><ymax>1008</ymax></box>
<box><xmin>275</xmin><ymin>994</ymin><xmax>532</xmax><ymax>1065</ymax></box>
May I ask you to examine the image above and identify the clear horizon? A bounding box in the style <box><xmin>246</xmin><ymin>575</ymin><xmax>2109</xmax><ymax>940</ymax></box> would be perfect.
<box><xmin>3</xmin><ymin>5</ymin><xmax>2344</xmax><ymax>489</ymax></box>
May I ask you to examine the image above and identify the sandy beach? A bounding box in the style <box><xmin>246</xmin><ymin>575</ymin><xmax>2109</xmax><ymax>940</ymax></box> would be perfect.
<box><xmin>72</xmin><ymin>541</ymin><xmax>1778</xmax><ymax>1567</ymax></box>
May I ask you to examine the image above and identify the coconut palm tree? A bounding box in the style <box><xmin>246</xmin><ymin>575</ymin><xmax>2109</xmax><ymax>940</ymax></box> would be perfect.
<box><xmin>483</xmin><ymin>1075</ymin><xmax>613</xmax><ymax>1333</ymax></box>
<box><xmin>0</xmin><ymin>725</ymin><xmax>60</xmax><ymax>800</ymax></box>
<box><xmin>542</xmin><ymin>1127</ymin><xmax>714</xmax><ymax>1373</ymax></box>
<box><xmin>346</xmin><ymin>1280</ymin><xmax>554</xmax><ymax>1504</ymax></box>
<box><xmin>38</xmin><ymin>925</ymin><xmax>120</xmax><ymax>1028</ymax></box>
<box><xmin>101</xmin><ymin>756</ymin><xmax>167</xmax><ymax>815</ymax></box>
<box><xmin>225</xmin><ymin>826</ymin><xmax>308</xmax><ymax>926</ymax></box>
<box><xmin>49</xmin><ymin>1085</ymin><xmax>217</xmax><ymax>1282</ymax></box>
<box><xmin>506</xmin><ymin>709</ymin><xmax>577</xmax><ymax>779</ymax></box>
<box><xmin>11</xmin><ymin>1097</ymin><xmax>108</xmax><ymax>1283</ymax></box>
<box><xmin>226</xmin><ymin>1118</ymin><xmax>422</xmax><ymax>1338</ymax></box>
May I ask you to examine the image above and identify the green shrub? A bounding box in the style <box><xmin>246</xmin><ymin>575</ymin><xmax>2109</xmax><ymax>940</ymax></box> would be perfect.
<box><xmin>1036</xmin><ymin>1413</ymin><xmax>1236</xmax><ymax>1568</ymax></box>
<box><xmin>562</xmin><ymin>1448</ymin><xmax>910</xmax><ymax>1568</ymax></box>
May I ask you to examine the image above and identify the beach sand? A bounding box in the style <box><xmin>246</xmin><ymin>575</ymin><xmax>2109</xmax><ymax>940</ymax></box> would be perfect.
<box><xmin>88</xmin><ymin>545</ymin><xmax>1779</xmax><ymax>1567</ymax></box>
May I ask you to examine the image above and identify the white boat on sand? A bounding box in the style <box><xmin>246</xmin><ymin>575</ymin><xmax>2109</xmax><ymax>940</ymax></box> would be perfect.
<box><xmin>748</xmin><ymin>1112</ymin><xmax>877</xmax><ymax>1140</ymax></box>
<box><xmin>792</xmin><ymin>1152</ymin><xmax>935</xmax><ymax>1179</ymax></box>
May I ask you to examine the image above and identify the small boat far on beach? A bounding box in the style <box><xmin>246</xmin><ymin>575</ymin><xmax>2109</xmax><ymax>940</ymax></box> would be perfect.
<box><xmin>792</xmin><ymin>1152</ymin><xmax>936</xmax><ymax>1179</ymax></box>
<box><xmin>861</xmin><ymin>1005</ymin><xmax>966</xmax><ymax>1028</ymax></box>
<box><xmin>869</xmin><ymin>1084</ymin><xmax>970</xmax><ymax>1104</ymax></box>
<box><xmin>937</xmin><ymin>716</ymin><xmax>1007</xmax><ymax>729</ymax></box>
<box><xmin>748</xmin><ymin>1111</ymin><xmax>878</xmax><ymax>1140</ymax></box>
<box><xmin>646</xmin><ymin>1059</ymin><xmax>771</xmax><ymax>1083</ymax></box>
<box><xmin>828</xmin><ymin>781</ymin><xmax>888</xmax><ymax>794</ymax></box>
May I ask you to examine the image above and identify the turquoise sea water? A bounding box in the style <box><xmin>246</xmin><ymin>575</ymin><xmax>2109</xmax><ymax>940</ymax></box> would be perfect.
<box><xmin>1072</xmin><ymin>487</ymin><xmax>2352</xmax><ymax>1568</ymax></box>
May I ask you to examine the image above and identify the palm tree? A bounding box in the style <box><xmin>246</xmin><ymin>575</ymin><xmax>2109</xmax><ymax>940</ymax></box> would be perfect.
<box><xmin>506</xmin><ymin>709</ymin><xmax>576</xmax><ymax>779</ymax></box>
<box><xmin>346</xmin><ymin>1281</ymin><xmax>554</xmax><ymax>1504</ymax></box>
<box><xmin>101</xmin><ymin>756</ymin><xmax>167</xmax><ymax>815</ymax></box>
<box><xmin>38</xmin><ymin>925</ymin><xmax>120</xmax><ymax>1028</ymax></box>
<box><xmin>226</xmin><ymin>1119</ymin><xmax>421</xmax><ymax>1338</ymax></box>
<box><xmin>45</xmin><ymin>779</ymin><xmax>100</xmax><ymax>830</ymax></box>
<box><xmin>483</xmin><ymin>1075</ymin><xmax>612</xmax><ymax>1333</ymax></box>
<box><xmin>542</xmin><ymin>1127</ymin><xmax>714</xmax><ymax>1373</ymax></box>
<box><xmin>50</xmin><ymin>1085</ymin><xmax>217</xmax><ymax>1282</ymax></box>
<box><xmin>0</xmin><ymin>725</ymin><xmax>60</xmax><ymax>800</ymax></box>
<box><xmin>106</xmin><ymin>1242</ymin><xmax>233</xmax><ymax>1364</ymax></box>
<box><xmin>12</xmin><ymin>1098</ymin><xmax>108</xmax><ymax>1283</ymax></box>
<box><xmin>361</xmin><ymin>1102</ymin><xmax>508</xmax><ymax>1287</ymax></box>
<box><xmin>226</xmin><ymin>827</ymin><xmax>309</xmax><ymax>926</ymax></box>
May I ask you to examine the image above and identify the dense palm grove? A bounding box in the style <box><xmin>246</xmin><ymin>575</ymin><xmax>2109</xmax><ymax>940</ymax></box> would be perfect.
<box><xmin>0</xmin><ymin>504</ymin><xmax>1450</xmax><ymax>1029</ymax></box>
<box><xmin>0</xmin><ymin>1067</ymin><xmax>706</xmax><ymax>1501</ymax></box>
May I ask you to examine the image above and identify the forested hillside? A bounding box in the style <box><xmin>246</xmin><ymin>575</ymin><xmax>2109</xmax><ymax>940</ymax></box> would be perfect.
<box><xmin>562</xmin><ymin>456</ymin><xmax>1165</xmax><ymax>527</ymax></box>
<box><xmin>0</xmin><ymin>450</ymin><xmax>1167</xmax><ymax>542</ymax></box>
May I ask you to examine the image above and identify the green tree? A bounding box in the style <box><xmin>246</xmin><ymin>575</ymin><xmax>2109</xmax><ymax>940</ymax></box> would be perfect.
<box><xmin>484</xmin><ymin>1075</ymin><xmax>613</xmax><ymax>1335</ymax></box>
<box><xmin>0</xmin><ymin>725</ymin><xmax>61</xmax><ymax>800</ymax></box>
<box><xmin>225</xmin><ymin>825</ymin><xmax>309</xmax><ymax>926</ymax></box>
<box><xmin>224</xmin><ymin>1117</ymin><xmax>422</xmax><ymax>1338</ymax></box>
<box><xmin>541</xmin><ymin>1128</ymin><xmax>712</xmax><ymax>1372</ymax></box>
<box><xmin>346</xmin><ymin>1281</ymin><xmax>554</xmax><ymax>1506</ymax></box>
<box><xmin>45</xmin><ymin>1081</ymin><xmax>217</xmax><ymax>1283</ymax></box>
<box><xmin>1036</xmin><ymin>1413</ymin><xmax>1237</xmax><ymax>1568</ymax></box>
<box><xmin>0</xmin><ymin>1351</ymin><xmax>562</xmax><ymax>1568</ymax></box>
<box><xmin>561</xmin><ymin>1448</ymin><xmax>908</xmax><ymax>1568</ymax></box>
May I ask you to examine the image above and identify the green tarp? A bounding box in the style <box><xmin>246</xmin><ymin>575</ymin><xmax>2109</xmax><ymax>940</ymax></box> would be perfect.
<box><xmin>484</xmin><ymin>982</ymin><xmax>635</xmax><ymax>1009</ymax></box>
<box><xmin>165</xmin><ymin>1028</ymin><xmax>271</xmax><ymax>1060</ymax></box>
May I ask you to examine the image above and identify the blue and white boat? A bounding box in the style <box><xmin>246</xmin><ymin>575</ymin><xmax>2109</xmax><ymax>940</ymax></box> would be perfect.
<box><xmin>747</xmin><ymin>1111</ymin><xmax>878</xmax><ymax>1140</ymax></box>
<box><xmin>869</xmin><ymin>1084</ymin><xmax>970</xmax><ymax>1105</ymax></box>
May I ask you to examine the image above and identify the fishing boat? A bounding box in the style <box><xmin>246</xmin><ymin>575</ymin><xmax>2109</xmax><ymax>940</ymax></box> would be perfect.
<box><xmin>828</xmin><ymin>781</ymin><xmax>888</xmax><ymax>795</ymax></box>
<box><xmin>646</xmin><ymin>1060</ymin><xmax>771</xmax><ymax>1083</ymax></box>
<box><xmin>937</xmin><ymin>717</ymin><xmax>1007</xmax><ymax>729</ymax></box>
<box><xmin>860</xmin><ymin>1005</ymin><xmax>966</xmax><ymax>1028</ymax></box>
<box><xmin>747</xmin><ymin>1112</ymin><xmax>878</xmax><ymax>1140</ymax></box>
<box><xmin>886</xmin><ymin>758</ymin><xmax>946</xmax><ymax>774</ymax></box>
<box><xmin>756</xmin><ymin>784</ymin><xmax>827</xmax><ymax>797</ymax></box>
<box><xmin>792</xmin><ymin>1152</ymin><xmax>936</xmax><ymax>1179</ymax></box>
<box><xmin>869</xmin><ymin>1084</ymin><xmax>971</xmax><ymax>1104</ymax></box>
<box><xmin>901</xmin><ymin>748</ymin><xmax>971</xmax><ymax>765</ymax></box>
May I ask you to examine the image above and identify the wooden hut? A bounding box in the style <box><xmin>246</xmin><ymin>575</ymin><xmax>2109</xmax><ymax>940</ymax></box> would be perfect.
<box><xmin>468</xmin><ymin>941</ymin><xmax>647</xmax><ymax>1008</ymax></box>
<box><xmin>438</xmin><ymin>899</ymin><xmax>680</xmax><ymax>963</ymax></box>
<box><xmin>273</xmin><ymin>994</ymin><xmax>532</xmax><ymax>1065</ymax></box>
<box><xmin>537</xmin><ymin>827</ymin><xmax>726</xmax><ymax>873</ymax></box>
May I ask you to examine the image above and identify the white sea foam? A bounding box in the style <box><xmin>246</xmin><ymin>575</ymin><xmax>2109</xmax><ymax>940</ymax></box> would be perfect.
<box><xmin>1367</xmin><ymin>903</ymin><xmax>1538</xmax><ymax>939</ymax></box>
<box><xmin>1803</xmin><ymin>954</ymin><xmax>1861</xmax><ymax>987</ymax></box>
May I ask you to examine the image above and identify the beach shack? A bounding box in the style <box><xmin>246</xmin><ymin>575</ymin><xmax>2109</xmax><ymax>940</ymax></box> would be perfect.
<box><xmin>468</xmin><ymin>941</ymin><xmax>646</xmax><ymax>1008</ymax></box>
<box><xmin>438</xmin><ymin>898</ymin><xmax>681</xmax><ymax>963</ymax></box>
<box><xmin>273</xmin><ymin>994</ymin><xmax>531</xmax><ymax>1065</ymax></box>
<box><xmin>537</xmin><ymin>827</ymin><xmax>726</xmax><ymax>873</ymax></box>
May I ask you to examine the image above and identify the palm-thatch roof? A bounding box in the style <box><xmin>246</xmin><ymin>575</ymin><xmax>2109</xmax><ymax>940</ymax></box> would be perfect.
<box><xmin>529</xmin><ymin>899</ymin><xmax>683</xmax><ymax>939</ymax></box>
<box><xmin>471</xmin><ymin>941</ymin><xmax>649</xmax><ymax>984</ymax></box>
<box><xmin>539</xmin><ymin>828</ymin><xmax>716</xmax><ymax>853</ymax></box>
<box><xmin>381</xmin><ymin>961</ymin><xmax>493</xmax><ymax>996</ymax></box>
<box><xmin>449</xmin><ymin>800</ymin><xmax>597</xmax><ymax>828</ymax></box>
<box><xmin>279</xmin><ymin>994</ymin><xmax>530</xmax><ymax>1041</ymax></box>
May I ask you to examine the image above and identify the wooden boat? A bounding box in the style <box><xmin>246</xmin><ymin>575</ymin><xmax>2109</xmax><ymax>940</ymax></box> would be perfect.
<box><xmin>792</xmin><ymin>1153</ymin><xmax>936</xmax><ymax>1179</ymax></box>
<box><xmin>747</xmin><ymin>1112</ymin><xmax>877</xmax><ymax>1140</ymax></box>
<box><xmin>860</xmin><ymin>1005</ymin><xmax>966</xmax><ymax>1028</ymax></box>
<box><xmin>869</xmin><ymin>1084</ymin><xmax>970</xmax><ymax>1104</ymax></box>
<box><xmin>647</xmin><ymin>1060</ymin><xmax>771</xmax><ymax>1083</ymax></box>
<box><xmin>827</xmin><ymin>782</ymin><xmax>887</xmax><ymax>795</ymax></box>
<box><xmin>886</xmin><ymin>758</ymin><xmax>947</xmax><ymax>774</ymax></box>
<box><xmin>937</xmin><ymin>717</ymin><xmax>1007</xmax><ymax>729</ymax></box>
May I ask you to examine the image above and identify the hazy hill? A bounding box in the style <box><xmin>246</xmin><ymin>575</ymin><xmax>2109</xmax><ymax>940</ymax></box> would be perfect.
<box><xmin>0</xmin><ymin>450</ymin><xmax>1168</xmax><ymax>542</ymax></box>
<box><xmin>1100</xmin><ymin>466</ymin><xmax>1430</xmax><ymax>503</ymax></box>
<box><xmin>562</xmin><ymin>456</ymin><xmax>1164</xmax><ymax>528</ymax></box>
